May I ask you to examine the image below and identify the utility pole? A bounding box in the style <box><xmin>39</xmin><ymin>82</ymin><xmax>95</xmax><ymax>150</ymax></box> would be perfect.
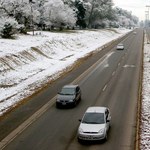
<box><xmin>29</xmin><ymin>0</ymin><xmax>34</xmax><ymax>36</ymax></box>
<box><xmin>146</xmin><ymin>5</ymin><xmax>150</xmax><ymax>27</ymax></box>
<box><xmin>145</xmin><ymin>11</ymin><xmax>149</xmax><ymax>27</ymax></box>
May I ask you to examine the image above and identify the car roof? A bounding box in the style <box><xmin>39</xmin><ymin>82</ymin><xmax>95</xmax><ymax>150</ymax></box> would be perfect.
<box><xmin>86</xmin><ymin>106</ymin><xmax>108</xmax><ymax>113</ymax></box>
<box><xmin>63</xmin><ymin>84</ymin><xmax>78</xmax><ymax>89</ymax></box>
<box><xmin>118</xmin><ymin>43</ymin><xmax>123</xmax><ymax>45</ymax></box>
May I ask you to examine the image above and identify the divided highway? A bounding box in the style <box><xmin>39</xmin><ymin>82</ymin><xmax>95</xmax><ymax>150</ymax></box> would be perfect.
<box><xmin>0</xmin><ymin>28</ymin><xmax>144</xmax><ymax>150</ymax></box>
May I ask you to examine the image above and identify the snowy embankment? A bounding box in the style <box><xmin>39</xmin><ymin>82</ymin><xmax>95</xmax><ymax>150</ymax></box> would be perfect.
<box><xmin>0</xmin><ymin>28</ymin><xmax>131</xmax><ymax>116</ymax></box>
<box><xmin>140</xmin><ymin>35</ymin><xmax>150</xmax><ymax>150</ymax></box>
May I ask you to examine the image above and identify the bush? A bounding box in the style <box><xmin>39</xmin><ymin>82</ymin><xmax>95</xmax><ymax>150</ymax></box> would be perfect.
<box><xmin>17</xmin><ymin>24</ymin><xmax>27</xmax><ymax>34</ymax></box>
<box><xmin>0</xmin><ymin>17</ymin><xmax>18</xmax><ymax>38</ymax></box>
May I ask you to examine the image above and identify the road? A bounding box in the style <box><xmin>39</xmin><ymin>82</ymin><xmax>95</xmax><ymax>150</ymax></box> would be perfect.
<box><xmin>0</xmin><ymin>28</ymin><xmax>143</xmax><ymax>150</ymax></box>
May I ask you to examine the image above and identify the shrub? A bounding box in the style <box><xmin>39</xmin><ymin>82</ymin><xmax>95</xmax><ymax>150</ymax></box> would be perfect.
<box><xmin>0</xmin><ymin>17</ymin><xmax>18</xmax><ymax>38</ymax></box>
<box><xmin>17</xmin><ymin>24</ymin><xmax>27</xmax><ymax>34</ymax></box>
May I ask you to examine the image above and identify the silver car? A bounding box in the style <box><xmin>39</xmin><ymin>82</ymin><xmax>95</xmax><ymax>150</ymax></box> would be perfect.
<box><xmin>77</xmin><ymin>106</ymin><xmax>111</xmax><ymax>142</ymax></box>
<box><xmin>116</xmin><ymin>43</ymin><xmax>124</xmax><ymax>50</ymax></box>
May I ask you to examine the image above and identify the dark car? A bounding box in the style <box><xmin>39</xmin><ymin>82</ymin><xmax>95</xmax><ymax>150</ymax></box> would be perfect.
<box><xmin>56</xmin><ymin>85</ymin><xmax>81</xmax><ymax>108</ymax></box>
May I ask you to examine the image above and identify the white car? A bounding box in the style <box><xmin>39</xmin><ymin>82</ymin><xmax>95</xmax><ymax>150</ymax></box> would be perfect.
<box><xmin>116</xmin><ymin>43</ymin><xmax>124</xmax><ymax>50</ymax></box>
<box><xmin>77</xmin><ymin>106</ymin><xmax>111</xmax><ymax>142</ymax></box>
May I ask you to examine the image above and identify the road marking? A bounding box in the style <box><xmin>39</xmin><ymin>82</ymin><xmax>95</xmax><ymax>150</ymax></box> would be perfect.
<box><xmin>72</xmin><ymin>51</ymin><xmax>114</xmax><ymax>84</ymax></box>
<box><xmin>118</xmin><ymin>63</ymin><xmax>120</xmax><ymax>66</ymax></box>
<box><xmin>123</xmin><ymin>65</ymin><xmax>136</xmax><ymax>68</ymax></box>
<box><xmin>102</xmin><ymin>84</ymin><xmax>107</xmax><ymax>92</ymax></box>
<box><xmin>0</xmin><ymin>96</ymin><xmax>56</xmax><ymax>150</ymax></box>
<box><xmin>112</xmin><ymin>71</ymin><xmax>115</xmax><ymax>76</ymax></box>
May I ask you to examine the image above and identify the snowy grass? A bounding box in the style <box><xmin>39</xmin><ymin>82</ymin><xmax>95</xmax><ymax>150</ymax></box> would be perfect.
<box><xmin>140</xmin><ymin>38</ymin><xmax>150</xmax><ymax>150</ymax></box>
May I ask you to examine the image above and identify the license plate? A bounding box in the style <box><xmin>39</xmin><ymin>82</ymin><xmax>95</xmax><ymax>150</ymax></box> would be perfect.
<box><xmin>62</xmin><ymin>102</ymin><xmax>66</xmax><ymax>105</ymax></box>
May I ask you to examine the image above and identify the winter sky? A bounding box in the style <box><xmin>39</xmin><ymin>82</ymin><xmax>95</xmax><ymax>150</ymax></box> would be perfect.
<box><xmin>113</xmin><ymin>0</ymin><xmax>150</xmax><ymax>21</ymax></box>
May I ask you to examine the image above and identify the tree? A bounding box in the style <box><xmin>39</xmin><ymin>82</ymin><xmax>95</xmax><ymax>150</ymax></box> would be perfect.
<box><xmin>44</xmin><ymin>0</ymin><xmax>76</xmax><ymax>30</ymax></box>
<box><xmin>75</xmin><ymin>0</ymin><xmax>86</xmax><ymax>29</ymax></box>
<box><xmin>114</xmin><ymin>7</ymin><xmax>139</xmax><ymax>28</ymax></box>
<box><xmin>0</xmin><ymin>0</ymin><xmax>139</xmax><ymax>32</ymax></box>
<box><xmin>0</xmin><ymin>17</ymin><xmax>18</xmax><ymax>38</ymax></box>
<box><xmin>84</xmin><ymin>0</ymin><xmax>114</xmax><ymax>28</ymax></box>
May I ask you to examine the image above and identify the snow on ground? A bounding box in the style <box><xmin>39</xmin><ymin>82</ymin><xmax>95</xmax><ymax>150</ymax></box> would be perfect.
<box><xmin>0</xmin><ymin>28</ymin><xmax>130</xmax><ymax>115</ymax></box>
<box><xmin>140</xmin><ymin>37</ymin><xmax>150</xmax><ymax>150</ymax></box>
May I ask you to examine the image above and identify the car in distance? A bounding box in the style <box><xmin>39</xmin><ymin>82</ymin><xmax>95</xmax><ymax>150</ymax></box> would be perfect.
<box><xmin>133</xmin><ymin>31</ymin><xmax>137</xmax><ymax>35</ymax></box>
<box><xmin>56</xmin><ymin>85</ymin><xmax>81</xmax><ymax>108</ymax></box>
<box><xmin>77</xmin><ymin>106</ymin><xmax>111</xmax><ymax>142</ymax></box>
<box><xmin>116</xmin><ymin>43</ymin><xmax>124</xmax><ymax>50</ymax></box>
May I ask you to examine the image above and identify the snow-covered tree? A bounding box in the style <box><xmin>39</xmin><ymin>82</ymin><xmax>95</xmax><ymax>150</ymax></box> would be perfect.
<box><xmin>0</xmin><ymin>0</ymin><xmax>139</xmax><ymax>33</ymax></box>
<box><xmin>114</xmin><ymin>7</ymin><xmax>139</xmax><ymax>28</ymax></box>
<box><xmin>75</xmin><ymin>0</ymin><xmax>86</xmax><ymax>29</ymax></box>
<box><xmin>82</xmin><ymin>0</ymin><xmax>114</xmax><ymax>28</ymax></box>
<box><xmin>44</xmin><ymin>0</ymin><xmax>76</xmax><ymax>30</ymax></box>
<box><xmin>0</xmin><ymin>16</ymin><xmax>18</xmax><ymax>38</ymax></box>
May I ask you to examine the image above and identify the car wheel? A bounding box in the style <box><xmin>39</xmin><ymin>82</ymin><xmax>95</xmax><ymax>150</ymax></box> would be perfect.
<box><xmin>56</xmin><ymin>103</ymin><xmax>60</xmax><ymax>108</ymax></box>
<box><xmin>104</xmin><ymin>132</ymin><xmax>108</xmax><ymax>141</ymax></box>
<box><xmin>79</xmin><ymin>95</ymin><xmax>81</xmax><ymax>101</ymax></box>
<box><xmin>74</xmin><ymin>100</ymin><xmax>77</xmax><ymax>107</ymax></box>
<box><xmin>78</xmin><ymin>138</ymin><xmax>83</xmax><ymax>143</ymax></box>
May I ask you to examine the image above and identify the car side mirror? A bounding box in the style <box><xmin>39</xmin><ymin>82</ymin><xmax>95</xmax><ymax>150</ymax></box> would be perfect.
<box><xmin>106</xmin><ymin>119</ymin><xmax>110</xmax><ymax>122</ymax></box>
<box><xmin>107</xmin><ymin>116</ymin><xmax>111</xmax><ymax>122</ymax></box>
<box><xmin>79</xmin><ymin>119</ymin><xmax>81</xmax><ymax>122</ymax></box>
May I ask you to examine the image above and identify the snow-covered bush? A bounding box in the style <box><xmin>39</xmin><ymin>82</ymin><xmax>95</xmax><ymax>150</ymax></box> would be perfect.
<box><xmin>44</xmin><ymin>0</ymin><xmax>76</xmax><ymax>30</ymax></box>
<box><xmin>0</xmin><ymin>17</ymin><xmax>18</xmax><ymax>38</ymax></box>
<box><xmin>17</xmin><ymin>24</ymin><xmax>27</xmax><ymax>34</ymax></box>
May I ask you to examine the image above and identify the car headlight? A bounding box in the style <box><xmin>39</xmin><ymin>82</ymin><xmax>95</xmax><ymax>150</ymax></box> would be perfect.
<box><xmin>69</xmin><ymin>99</ymin><xmax>74</xmax><ymax>102</ymax></box>
<box><xmin>78</xmin><ymin>128</ymin><xmax>83</xmax><ymax>134</ymax></box>
<box><xmin>98</xmin><ymin>129</ymin><xmax>104</xmax><ymax>134</ymax></box>
<box><xmin>56</xmin><ymin>99</ymin><xmax>60</xmax><ymax>102</ymax></box>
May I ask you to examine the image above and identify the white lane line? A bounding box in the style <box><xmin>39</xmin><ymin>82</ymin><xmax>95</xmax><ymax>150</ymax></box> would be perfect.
<box><xmin>102</xmin><ymin>84</ymin><xmax>108</xmax><ymax>92</ymax></box>
<box><xmin>112</xmin><ymin>71</ymin><xmax>116</xmax><ymax>76</ymax></box>
<box><xmin>72</xmin><ymin>51</ymin><xmax>114</xmax><ymax>84</ymax></box>
<box><xmin>0</xmin><ymin>96</ymin><xmax>56</xmax><ymax>150</ymax></box>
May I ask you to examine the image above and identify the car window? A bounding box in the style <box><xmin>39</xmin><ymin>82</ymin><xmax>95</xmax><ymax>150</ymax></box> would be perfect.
<box><xmin>60</xmin><ymin>87</ymin><xmax>75</xmax><ymax>95</ymax></box>
<box><xmin>82</xmin><ymin>112</ymin><xmax>105</xmax><ymax>124</ymax></box>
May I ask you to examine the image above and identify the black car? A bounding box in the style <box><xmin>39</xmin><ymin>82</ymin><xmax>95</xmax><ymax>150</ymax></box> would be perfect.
<box><xmin>56</xmin><ymin>85</ymin><xmax>81</xmax><ymax>108</ymax></box>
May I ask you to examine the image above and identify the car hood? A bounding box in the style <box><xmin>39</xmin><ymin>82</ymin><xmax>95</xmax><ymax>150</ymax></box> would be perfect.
<box><xmin>57</xmin><ymin>94</ymin><xmax>75</xmax><ymax>100</ymax></box>
<box><xmin>79</xmin><ymin>123</ymin><xmax>106</xmax><ymax>133</ymax></box>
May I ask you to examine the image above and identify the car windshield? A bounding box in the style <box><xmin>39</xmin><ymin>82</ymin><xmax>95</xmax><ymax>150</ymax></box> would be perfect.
<box><xmin>82</xmin><ymin>112</ymin><xmax>105</xmax><ymax>124</ymax></box>
<box><xmin>59</xmin><ymin>87</ymin><xmax>75</xmax><ymax>95</ymax></box>
<box><xmin>118</xmin><ymin>44</ymin><xmax>123</xmax><ymax>46</ymax></box>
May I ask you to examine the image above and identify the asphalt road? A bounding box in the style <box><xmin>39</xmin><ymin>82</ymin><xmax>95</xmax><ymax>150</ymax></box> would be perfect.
<box><xmin>1</xmin><ymin>28</ymin><xmax>144</xmax><ymax>150</ymax></box>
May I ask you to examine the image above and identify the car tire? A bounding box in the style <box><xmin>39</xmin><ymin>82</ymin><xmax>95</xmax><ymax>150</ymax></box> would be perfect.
<box><xmin>79</xmin><ymin>96</ymin><xmax>81</xmax><ymax>101</ymax></box>
<box><xmin>56</xmin><ymin>103</ymin><xmax>60</xmax><ymax>108</ymax></box>
<box><xmin>73</xmin><ymin>101</ymin><xmax>77</xmax><ymax>107</ymax></box>
<box><xmin>78</xmin><ymin>138</ymin><xmax>83</xmax><ymax>143</ymax></box>
<box><xmin>104</xmin><ymin>132</ymin><xmax>108</xmax><ymax>141</ymax></box>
